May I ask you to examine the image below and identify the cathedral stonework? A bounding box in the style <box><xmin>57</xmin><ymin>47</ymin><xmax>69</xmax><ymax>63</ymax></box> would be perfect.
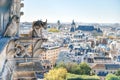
<box><xmin>0</xmin><ymin>0</ymin><xmax>49</xmax><ymax>79</ymax></box>
<box><xmin>0</xmin><ymin>0</ymin><xmax>23</xmax><ymax>37</ymax></box>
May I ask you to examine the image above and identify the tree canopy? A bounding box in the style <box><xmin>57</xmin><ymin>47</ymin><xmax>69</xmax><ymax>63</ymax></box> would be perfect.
<box><xmin>56</xmin><ymin>62</ymin><xmax>91</xmax><ymax>75</ymax></box>
<box><xmin>106</xmin><ymin>74</ymin><xmax>120</xmax><ymax>80</ymax></box>
<box><xmin>116</xmin><ymin>69</ymin><xmax>120</xmax><ymax>76</ymax></box>
<box><xmin>79</xmin><ymin>62</ymin><xmax>91</xmax><ymax>75</ymax></box>
<box><xmin>44</xmin><ymin>68</ymin><xmax>67</xmax><ymax>80</ymax></box>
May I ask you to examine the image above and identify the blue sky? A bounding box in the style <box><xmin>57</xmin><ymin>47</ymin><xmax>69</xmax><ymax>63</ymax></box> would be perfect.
<box><xmin>21</xmin><ymin>0</ymin><xmax>120</xmax><ymax>23</ymax></box>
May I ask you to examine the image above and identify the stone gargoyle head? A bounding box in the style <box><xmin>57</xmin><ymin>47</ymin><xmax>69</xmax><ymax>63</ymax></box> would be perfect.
<box><xmin>32</xmin><ymin>19</ymin><xmax>47</xmax><ymax>30</ymax></box>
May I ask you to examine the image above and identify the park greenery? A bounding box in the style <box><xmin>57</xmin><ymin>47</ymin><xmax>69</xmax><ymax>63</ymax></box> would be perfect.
<box><xmin>44</xmin><ymin>62</ymin><xmax>120</xmax><ymax>80</ymax></box>
<box><xmin>105</xmin><ymin>74</ymin><xmax>120</xmax><ymax>80</ymax></box>
<box><xmin>105</xmin><ymin>69</ymin><xmax>120</xmax><ymax>80</ymax></box>
<box><xmin>115</xmin><ymin>69</ymin><xmax>120</xmax><ymax>76</ymax></box>
<box><xmin>44</xmin><ymin>62</ymin><xmax>100</xmax><ymax>80</ymax></box>
<box><xmin>44</xmin><ymin>68</ymin><xmax>67</xmax><ymax>80</ymax></box>
<box><xmin>48</xmin><ymin>28</ymin><xmax>59</xmax><ymax>32</ymax></box>
<box><xmin>55</xmin><ymin>62</ymin><xmax>91</xmax><ymax>75</ymax></box>
<box><xmin>67</xmin><ymin>73</ymin><xmax>100</xmax><ymax>80</ymax></box>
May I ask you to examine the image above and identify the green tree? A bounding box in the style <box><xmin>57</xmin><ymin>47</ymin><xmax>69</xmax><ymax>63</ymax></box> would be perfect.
<box><xmin>116</xmin><ymin>69</ymin><xmax>120</xmax><ymax>76</ymax></box>
<box><xmin>44</xmin><ymin>68</ymin><xmax>67</xmax><ymax>80</ymax></box>
<box><xmin>106</xmin><ymin>74</ymin><xmax>119</xmax><ymax>80</ymax></box>
<box><xmin>56</xmin><ymin>62</ymin><xmax>66</xmax><ymax>68</ymax></box>
<box><xmin>79</xmin><ymin>62</ymin><xmax>91</xmax><ymax>75</ymax></box>
<box><xmin>56</xmin><ymin>62</ymin><xmax>92</xmax><ymax>75</ymax></box>
<box><xmin>56</xmin><ymin>62</ymin><xmax>81</xmax><ymax>74</ymax></box>
<box><xmin>66</xmin><ymin>63</ymin><xmax>80</xmax><ymax>74</ymax></box>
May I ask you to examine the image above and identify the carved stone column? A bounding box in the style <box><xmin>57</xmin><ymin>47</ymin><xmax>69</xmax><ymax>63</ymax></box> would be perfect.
<box><xmin>0</xmin><ymin>13</ymin><xmax>3</xmax><ymax>35</ymax></box>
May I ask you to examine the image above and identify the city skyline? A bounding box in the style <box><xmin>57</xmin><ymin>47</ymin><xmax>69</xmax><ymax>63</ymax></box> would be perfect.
<box><xmin>21</xmin><ymin>0</ymin><xmax>120</xmax><ymax>23</ymax></box>
<box><xmin>0</xmin><ymin>0</ymin><xmax>120</xmax><ymax>79</ymax></box>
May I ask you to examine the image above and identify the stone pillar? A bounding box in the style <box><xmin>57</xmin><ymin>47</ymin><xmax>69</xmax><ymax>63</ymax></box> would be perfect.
<box><xmin>0</xmin><ymin>13</ymin><xmax>4</xmax><ymax>35</ymax></box>
<box><xmin>3</xmin><ymin>12</ymin><xmax>10</xmax><ymax>33</ymax></box>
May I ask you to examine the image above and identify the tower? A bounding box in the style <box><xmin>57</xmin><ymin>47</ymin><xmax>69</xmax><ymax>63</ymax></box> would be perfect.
<box><xmin>57</xmin><ymin>20</ymin><xmax>61</xmax><ymax>30</ymax></box>
<box><xmin>70</xmin><ymin>20</ymin><xmax>76</xmax><ymax>32</ymax></box>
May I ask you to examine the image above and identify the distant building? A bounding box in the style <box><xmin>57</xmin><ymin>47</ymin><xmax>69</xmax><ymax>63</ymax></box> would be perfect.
<box><xmin>92</xmin><ymin>64</ymin><xmax>120</xmax><ymax>76</ymax></box>
<box><xmin>76</xmin><ymin>25</ymin><xmax>102</xmax><ymax>33</ymax></box>
<box><xmin>41</xmin><ymin>42</ymin><xmax>61</xmax><ymax>69</ymax></box>
<box><xmin>93</xmin><ymin>57</ymin><xmax>112</xmax><ymax>63</ymax></box>
<box><xmin>70</xmin><ymin>20</ymin><xmax>76</xmax><ymax>32</ymax></box>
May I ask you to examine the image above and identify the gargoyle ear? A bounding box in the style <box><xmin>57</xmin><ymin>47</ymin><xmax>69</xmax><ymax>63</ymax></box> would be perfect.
<box><xmin>45</xmin><ymin>19</ymin><xmax>47</xmax><ymax>24</ymax></box>
<box><xmin>43</xmin><ymin>19</ymin><xmax>47</xmax><ymax>25</ymax></box>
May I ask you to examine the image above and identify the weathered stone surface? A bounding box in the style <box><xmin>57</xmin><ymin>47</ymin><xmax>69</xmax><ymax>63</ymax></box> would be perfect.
<box><xmin>0</xmin><ymin>0</ymin><xmax>22</xmax><ymax>37</ymax></box>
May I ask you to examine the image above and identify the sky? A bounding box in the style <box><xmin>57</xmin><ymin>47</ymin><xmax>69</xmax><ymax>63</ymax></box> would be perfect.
<box><xmin>21</xmin><ymin>0</ymin><xmax>120</xmax><ymax>23</ymax></box>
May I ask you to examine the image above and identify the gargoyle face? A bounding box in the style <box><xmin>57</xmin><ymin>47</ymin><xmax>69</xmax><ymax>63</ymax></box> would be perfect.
<box><xmin>12</xmin><ymin>15</ymin><xmax>19</xmax><ymax>23</ymax></box>
<box><xmin>35</xmin><ymin>25</ymin><xmax>40</xmax><ymax>29</ymax></box>
<box><xmin>0</xmin><ymin>0</ymin><xmax>7</xmax><ymax>7</ymax></box>
<box><xmin>33</xmin><ymin>20</ymin><xmax>47</xmax><ymax>30</ymax></box>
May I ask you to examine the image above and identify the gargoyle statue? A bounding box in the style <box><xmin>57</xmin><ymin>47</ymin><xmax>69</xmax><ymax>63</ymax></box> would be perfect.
<box><xmin>4</xmin><ymin>15</ymin><xmax>19</xmax><ymax>37</ymax></box>
<box><xmin>31</xmin><ymin>19</ymin><xmax>47</xmax><ymax>38</ymax></box>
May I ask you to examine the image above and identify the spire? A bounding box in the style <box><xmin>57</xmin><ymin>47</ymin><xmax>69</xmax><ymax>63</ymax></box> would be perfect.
<box><xmin>71</xmin><ymin>20</ymin><xmax>75</xmax><ymax>25</ymax></box>
<box><xmin>57</xmin><ymin>20</ymin><xmax>61</xmax><ymax>30</ymax></box>
<box><xmin>70</xmin><ymin>20</ymin><xmax>76</xmax><ymax>32</ymax></box>
<box><xmin>57</xmin><ymin>20</ymin><xmax>60</xmax><ymax>25</ymax></box>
